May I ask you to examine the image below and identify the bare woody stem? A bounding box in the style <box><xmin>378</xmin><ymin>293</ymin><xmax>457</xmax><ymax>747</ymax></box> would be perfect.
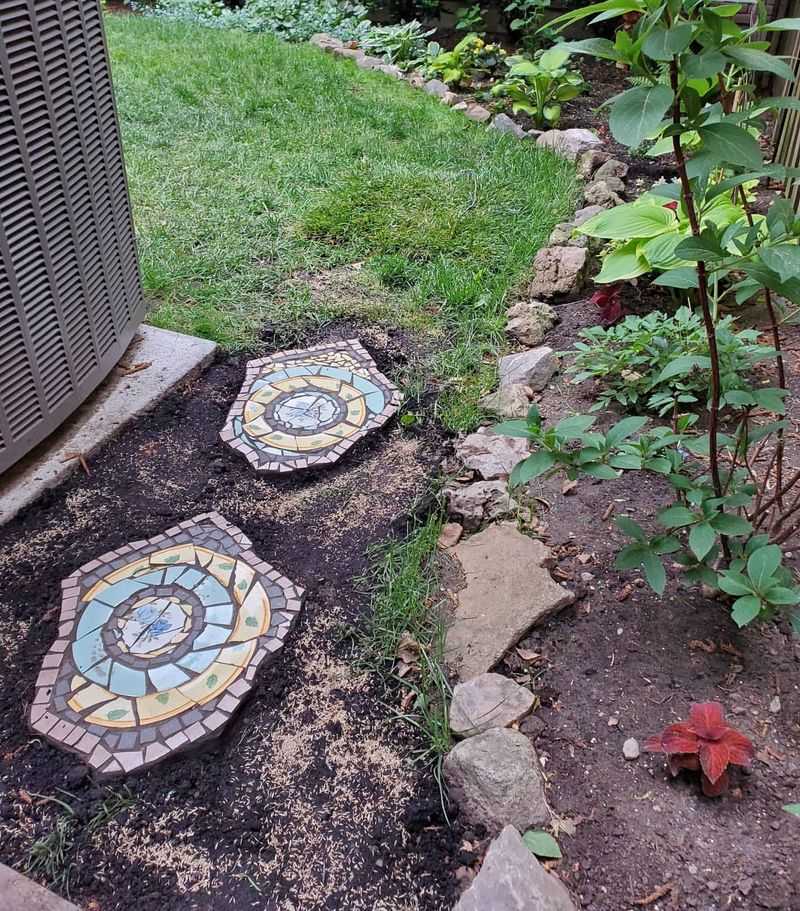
<box><xmin>669</xmin><ymin>61</ymin><xmax>726</xmax><ymax>510</ymax></box>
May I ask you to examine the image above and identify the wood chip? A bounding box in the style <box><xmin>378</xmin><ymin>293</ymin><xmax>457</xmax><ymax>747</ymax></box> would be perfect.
<box><xmin>689</xmin><ymin>638</ymin><xmax>717</xmax><ymax>653</ymax></box>
<box><xmin>616</xmin><ymin>583</ymin><xmax>634</xmax><ymax>602</ymax></box>
<box><xmin>602</xmin><ymin>503</ymin><xmax>615</xmax><ymax>521</ymax></box>
<box><xmin>562</xmin><ymin>479</ymin><xmax>578</xmax><ymax>496</ymax></box>
<box><xmin>634</xmin><ymin>883</ymin><xmax>673</xmax><ymax>906</ymax></box>
<box><xmin>516</xmin><ymin>647</ymin><xmax>543</xmax><ymax>663</ymax></box>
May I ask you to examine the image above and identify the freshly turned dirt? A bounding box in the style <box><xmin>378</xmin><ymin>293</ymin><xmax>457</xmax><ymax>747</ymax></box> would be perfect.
<box><xmin>486</xmin><ymin>297</ymin><xmax>800</xmax><ymax>911</ymax></box>
<box><xmin>0</xmin><ymin>321</ymin><xmax>458</xmax><ymax>911</ymax></box>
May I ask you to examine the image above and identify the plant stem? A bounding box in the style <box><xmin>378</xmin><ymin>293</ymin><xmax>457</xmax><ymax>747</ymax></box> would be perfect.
<box><xmin>669</xmin><ymin>61</ymin><xmax>726</xmax><ymax>512</ymax></box>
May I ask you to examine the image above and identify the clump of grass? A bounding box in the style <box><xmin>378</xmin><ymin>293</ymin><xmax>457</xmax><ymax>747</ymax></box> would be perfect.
<box><xmin>360</xmin><ymin>511</ymin><xmax>453</xmax><ymax>785</ymax></box>
<box><xmin>26</xmin><ymin>796</ymin><xmax>76</xmax><ymax>896</ymax></box>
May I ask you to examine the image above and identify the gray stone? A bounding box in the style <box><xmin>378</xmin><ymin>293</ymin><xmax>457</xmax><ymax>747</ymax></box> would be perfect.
<box><xmin>0</xmin><ymin>326</ymin><xmax>217</xmax><ymax>525</ymax></box>
<box><xmin>424</xmin><ymin>78</ymin><xmax>449</xmax><ymax>97</ymax></box>
<box><xmin>583</xmin><ymin>178</ymin><xmax>625</xmax><ymax>208</ymax></box>
<box><xmin>490</xmin><ymin>113</ymin><xmax>528</xmax><ymax>139</ymax></box>
<box><xmin>444</xmin><ymin>728</ymin><xmax>550</xmax><ymax>832</ymax></box>
<box><xmin>450</xmin><ymin>673</ymin><xmax>535</xmax><ymax>737</ymax></box>
<box><xmin>576</xmin><ymin>148</ymin><xmax>610</xmax><ymax>179</ymax></box>
<box><xmin>464</xmin><ymin>103</ymin><xmax>492</xmax><ymax>123</ymax></box>
<box><xmin>623</xmin><ymin>737</ymin><xmax>640</xmax><ymax>760</ymax></box>
<box><xmin>378</xmin><ymin>63</ymin><xmax>403</xmax><ymax>78</ymax></box>
<box><xmin>529</xmin><ymin>246</ymin><xmax>587</xmax><ymax>299</ymax></box>
<box><xmin>356</xmin><ymin>54</ymin><xmax>385</xmax><ymax>70</ymax></box>
<box><xmin>454</xmin><ymin>826</ymin><xmax>578</xmax><ymax>911</ymax></box>
<box><xmin>548</xmin><ymin>222</ymin><xmax>587</xmax><ymax>248</ymax></box>
<box><xmin>441</xmin><ymin>91</ymin><xmax>462</xmax><ymax>106</ymax></box>
<box><xmin>594</xmin><ymin>158</ymin><xmax>629</xmax><ymax>181</ymax></box>
<box><xmin>310</xmin><ymin>33</ymin><xmax>342</xmax><ymax>52</ymax></box>
<box><xmin>337</xmin><ymin>47</ymin><xmax>365</xmax><ymax>60</ymax></box>
<box><xmin>572</xmin><ymin>204</ymin><xmax>605</xmax><ymax>227</ymax></box>
<box><xmin>452</xmin><ymin>100</ymin><xmax>469</xmax><ymax>112</ymax></box>
<box><xmin>445</xmin><ymin>481</ymin><xmax>518</xmax><ymax>532</ymax></box>
<box><xmin>480</xmin><ymin>383</ymin><xmax>531</xmax><ymax>419</ymax></box>
<box><xmin>407</xmin><ymin>72</ymin><xmax>426</xmax><ymax>88</ymax></box>
<box><xmin>0</xmin><ymin>863</ymin><xmax>79</xmax><ymax>911</ymax></box>
<box><xmin>456</xmin><ymin>430</ymin><xmax>529</xmax><ymax>480</ymax></box>
<box><xmin>536</xmin><ymin>128</ymin><xmax>602</xmax><ymax>162</ymax></box>
<box><xmin>499</xmin><ymin>347</ymin><xmax>557</xmax><ymax>392</ymax></box>
<box><xmin>445</xmin><ymin>523</ymin><xmax>575</xmax><ymax>679</ymax></box>
<box><xmin>506</xmin><ymin>300</ymin><xmax>557</xmax><ymax>346</ymax></box>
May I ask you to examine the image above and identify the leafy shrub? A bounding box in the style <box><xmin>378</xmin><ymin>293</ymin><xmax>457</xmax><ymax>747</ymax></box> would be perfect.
<box><xmin>568</xmin><ymin>306</ymin><xmax>773</xmax><ymax>415</ymax></box>
<box><xmin>361</xmin><ymin>20</ymin><xmax>434</xmax><ymax>70</ymax></box>
<box><xmin>504</xmin><ymin>0</ymin><xmax>555</xmax><ymax>53</ymax></box>
<box><xmin>425</xmin><ymin>33</ymin><xmax>507</xmax><ymax>87</ymax></box>
<box><xmin>455</xmin><ymin>3</ymin><xmax>485</xmax><ymax>33</ymax></box>
<box><xmin>140</xmin><ymin>0</ymin><xmax>371</xmax><ymax>42</ymax></box>
<box><xmin>490</xmin><ymin>46</ymin><xmax>583</xmax><ymax>128</ymax></box>
<box><xmin>645</xmin><ymin>702</ymin><xmax>754</xmax><ymax>797</ymax></box>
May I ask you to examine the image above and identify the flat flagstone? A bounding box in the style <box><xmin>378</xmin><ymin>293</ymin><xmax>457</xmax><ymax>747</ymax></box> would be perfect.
<box><xmin>221</xmin><ymin>338</ymin><xmax>401</xmax><ymax>472</ymax></box>
<box><xmin>30</xmin><ymin>512</ymin><xmax>303</xmax><ymax>777</ymax></box>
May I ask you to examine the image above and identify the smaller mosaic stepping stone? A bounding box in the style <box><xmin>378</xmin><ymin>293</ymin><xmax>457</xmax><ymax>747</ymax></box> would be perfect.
<box><xmin>30</xmin><ymin>512</ymin><xmax>303</xmax><ymax>777</ymax></box>
<box><xmin>220</xmin><ymin>338</ymin><xmax>401</xmax><ymax>472</ymax></box>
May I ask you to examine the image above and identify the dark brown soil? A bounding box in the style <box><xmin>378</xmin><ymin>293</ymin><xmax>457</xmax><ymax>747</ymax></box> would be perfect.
<box><xmin>487</xmin><ymin>296</ymin><xmax>800</xmax><ymax>910</ymax></box>
<box><xmin>0</xmin><ymin>321</ymin><xmax>459</xmax><ymax>911</ymax></box>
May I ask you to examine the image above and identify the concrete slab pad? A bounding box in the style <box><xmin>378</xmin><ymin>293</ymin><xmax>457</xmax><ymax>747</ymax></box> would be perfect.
<box><xmin>0</xmin><ymin>862</ymin><xmax>79</xmax><ymax>911</ymax></box>
<box><xmin>0</xmin><ymin>325</ymin><xmax>217</xmax><ymax>525</ymax></box>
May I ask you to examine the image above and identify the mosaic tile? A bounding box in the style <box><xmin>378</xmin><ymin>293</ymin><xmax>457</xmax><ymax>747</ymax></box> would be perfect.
<box><xmin>221</xmin><ymin>338</ymin><xmax>401</xmax><ymax>472</ymax></box>
<box><xmin>30</xmin><ymin>512</ymin><xmax>304</xmax><ymax>777</ymax></box>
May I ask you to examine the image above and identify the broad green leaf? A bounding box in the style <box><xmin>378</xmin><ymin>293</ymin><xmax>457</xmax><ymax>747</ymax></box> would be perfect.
<box><xmin>642</xmin><ymin>22</ymin><xmax>694</xmax><ymax>60</ymax></box>
<box><xmin>747</xmin><ymin>544</ymin><xmax>782</xmax><ymax>591</ymax></box>
<box><xmin>510</xmin><ymin>450</ymin><xmax>556</xmax><ymax>486</ymax></box>
<box><xmin>731</xmin><ymin>594</ymin><xmax>762</xmax><ymax>627</ymax></box>
<box><xmin>752</xmin><ymin>387</ymin><xmax>788</xmax><ymax>414</ymax></box>
<box><xmin>609</xmin><ymin>84</ymin><xmax>674</xmax><ymax>148</ymax></box>
<box><xmin>711</xmin><ymin>513</ymin><xmax>752</xmax><ymax>535</ymax></box>
<box><xmin>609</xmin><ymin>452</ymin><xmax>642</xmax><ymax>469</ymax></box>
<box><xmin>595</xmin><ymin>241</ymin><xmax>650</xmax><ymax>283</ymax></box>
<box><xmin>606</xmin><ymin>416</ymin><xmax>648</xmax><ymax>445</ymax></box>
<box><xmin>582</xmin><ymin>463</ymin><xmax>620</xmax><ymax>479</ymax></box>
<box><xmin>764</xmin><ymin>586</ymin><xmax>800</xmax><ymax>605</ymax></box>
<box><xmin>555</xmin><ymin>414</ymin><xmax>596</xmax><ymax>438</ymax></box>
<box><xmin>653</xmin><ymin>267</ymin><xmax>700</xmax><ymax>289</ymax></box>
<box><xmin>698</xmin><ymin>122</ymin><xmax>763</xmax><ymax>170</ymax></box>
<box><xmin>616</xmin><ymin>543</ymin><xmax>649</xmax><ymax>569</ymax></box>
<box><xmin>616</xmin><ymin>515</ymin><xmax>645</xmax><ymax>540</ymax></box>
<box><xmin>522</xmin><ymin>830</ymin><xmax>562</xmax><ymax>859</ymax></box>
<box><xmin>763</xmin><ymin>17</ymin><xmax>800</xmax><ymax>31</ymax></box>
<box><xmin>556</xmin><ymin>38</ymin><xmax>618</xmax><ymax>60</ymax></box>
<box><xmin>723</xmin><ymin>46</ymin><xmax>796</xmax><ymax>83</ymax></box>
<box><xmin>683</xmin><ymin>49</ymin><xmax>727</xmax><ymax>78</ymax></box>
<box><xmin>580</xmin><ymin>204</ymin><xmax>677</xmax><ymax>240</ymax></box>
<box><xmin>656</xmin><ymin>355</ymin><xmax>711</xmax><ymax>383</ymax></box>
<box><xmin>783</xmin><ymin>803</ymin><xmax>800</xmax><ymax>816</ymax></box>
<box><xmin>492</xmin><ymin>420</ymin><xmax>533</xmax><ymax>439</ymax></box>
<box><xmin>658</xmin><ymin>504</ymin><xmax>696</xmax><ymax>528</ymax></box>
<box><xmin>689</xmin><ymin>522</ymin><xmax>716</xmax><ymax>560</ymax></box>
<box><xmin>642</xmin><ymin>551</ymin><xmax>667</xmax><ymax>594</ymax></box>
<box><xmin>674</xmin><ymin>230</ymin><xmax>725</xmax><ymax>262</ymax></box>
<box><xmin>760</xmin><ymin>245</ymin><xmax>800</xmax><ymax>283</ymax></box>
<box><xmin>718</xmin><ymin>571</ymin><xmax>754</xmax><ymax>596</ymax></box>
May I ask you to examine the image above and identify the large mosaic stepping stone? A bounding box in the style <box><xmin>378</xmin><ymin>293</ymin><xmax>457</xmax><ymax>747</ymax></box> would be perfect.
<box><xmin>29</xmin><ymin>512</ymin><xmax>303</xmax><ymax>777</ymax></box>
<box><xmin>220</xmin><ymin>338</ymin><xmax>401</xmax><ymax>472</ymax></box>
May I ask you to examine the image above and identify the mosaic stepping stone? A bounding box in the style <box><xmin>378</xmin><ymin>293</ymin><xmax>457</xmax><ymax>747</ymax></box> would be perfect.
<box><xmin>29</xmin><ymin>512</ymin><xmax>303</xmax><ymax>777</ymax></box>
<box><xmin>220</xmin><ymin>338</ymin><xmax>401</xmax><ymax>472</ymax></box>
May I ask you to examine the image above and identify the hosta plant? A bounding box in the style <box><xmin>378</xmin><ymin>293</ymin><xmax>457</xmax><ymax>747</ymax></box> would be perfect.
<box><xmin>645</xmin><ymin>702</ymin><xmax>755</xmax><ymax>797</ymax></box>
<box><xmin>494</xmin><ymin>0</ymin><xmax>800</xmax><ymax>631</ymax></box>
<box><xmin>361</xmin><ymin>21</ymin><xmax>434</xmax><ymax>70</ymax></box>
<box><xmin>490</xmin><ymin>47</ymin><xmax>584</xmax><ymax>127</ymax></box>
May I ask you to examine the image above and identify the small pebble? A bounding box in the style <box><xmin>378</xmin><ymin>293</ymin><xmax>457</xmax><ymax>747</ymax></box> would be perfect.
<box><xmin>623</xmin><ymin>737</ymin><xmax>640</xmax><ymax>760</ymax></box>
<box><xmin>608</xmin><ymin>716</ymin><xmax>619</xmax><ymax>728</ymax></box>
<box><xmin>770</xmin><ymin>695</ymin><xmax>781</xmax><ymax>714</ymax></box>
<box><xmin>580</xmin><ymin>571</ymin><xmax>595</xmax><ymax>583</ymax></box>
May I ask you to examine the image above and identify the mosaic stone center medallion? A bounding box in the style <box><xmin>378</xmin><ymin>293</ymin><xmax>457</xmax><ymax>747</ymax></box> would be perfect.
<box><xmin>221</xmin><ymin>338</ymin><xmax>401</xmax><ymax>472</ymax></box>
<box><xmin>29</xmin><ymin>513</ymin><xmax>303</xmax><ymax>777</ymax></box>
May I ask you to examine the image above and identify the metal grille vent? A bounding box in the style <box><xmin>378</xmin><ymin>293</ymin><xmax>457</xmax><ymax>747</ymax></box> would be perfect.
<box><xmin>0</xmin><ymin>0</ymin><xmax>144</xmax><ymax>473</ymax></box>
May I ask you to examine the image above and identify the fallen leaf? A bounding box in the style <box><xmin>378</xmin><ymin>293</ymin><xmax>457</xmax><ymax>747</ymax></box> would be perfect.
<box><xmin>616</xmin><ymin>584</ymin><xmax>634</xmax><ymax>602</ymax></box>
<box><xmin>577</xmin><ymin>553</ymin><xmax>592</xmax><ymax>565</ymax></box>
<box><xmin>18</xmin><ymin>789</ymin><xmax>33</xmax><ymax>805</ymax></box>
<box><xmin>562</xmin><ymin>479</ymin><xmax>578</xmax><ymax>496</ymax></box>
<box><xmin>399</xmin><ymin>690</ymin><xmax>415</xmax><ymax>712</ymax></box>
<box><xmin>516</xmin><ymin>647</ymin><xmax>543</xmax><ymax>663</ymax></box>
<box><xmin>552</xmin><ymin>816</ymin><xmax>578</xmax><ymax>837</ymax></box>
<box><xmin>720</xmin><ymin>642</ymin><xmax>743</xmax><ymax>658</ymax></box>
<box><xmin>689</xmin><ymin>638</ymin><xmax>717</xmax><ymax>654</ymax></box>
<box><xmin>634</xmin><ymin>883</ymin><xmax>673</xmax><ymax>906</ymax></box>
<box><xmin>396</xmin><ymin>631</ymin><xmax>421</xmax><ymax>667</ymax></box>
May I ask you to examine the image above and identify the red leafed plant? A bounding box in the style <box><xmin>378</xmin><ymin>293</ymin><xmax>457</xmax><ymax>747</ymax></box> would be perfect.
<box><xmin>645</xmin><ymin>702</ymin><xmax>755</xmax><ymax>797</ymax></box>
<box><xmin>590</xmin><ymin>283</ymin><xmax>624</xmax><ymax>325</ymax></box>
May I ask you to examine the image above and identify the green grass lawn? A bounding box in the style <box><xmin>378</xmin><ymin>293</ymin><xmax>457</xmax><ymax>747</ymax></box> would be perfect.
<box><xmin>107</xmin><ymin>15</ymin><xmax>577</xmax><ymax>429</ymax></box>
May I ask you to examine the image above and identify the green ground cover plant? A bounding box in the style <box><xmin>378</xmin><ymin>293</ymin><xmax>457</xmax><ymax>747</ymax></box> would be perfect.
<box><xmin>499</xmin><ymin>0</ymin><xmax>800</xmax><ymax>631</ymax></box>
<box><xmin>107</xmin><ymin>15</ymin><xmax>575</xmax><ymax>430</ymax></box>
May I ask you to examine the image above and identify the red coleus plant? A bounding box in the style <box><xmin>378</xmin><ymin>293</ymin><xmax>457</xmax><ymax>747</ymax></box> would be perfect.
<box><xmin>590</xmin><ymin>283</ymin><xmax>624</xmax><ymax>325</ymax></box>
<box><xmin>645</xmin><ymin>702</ymin><xmax>755</xmax><ymax>797</ymax></box>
